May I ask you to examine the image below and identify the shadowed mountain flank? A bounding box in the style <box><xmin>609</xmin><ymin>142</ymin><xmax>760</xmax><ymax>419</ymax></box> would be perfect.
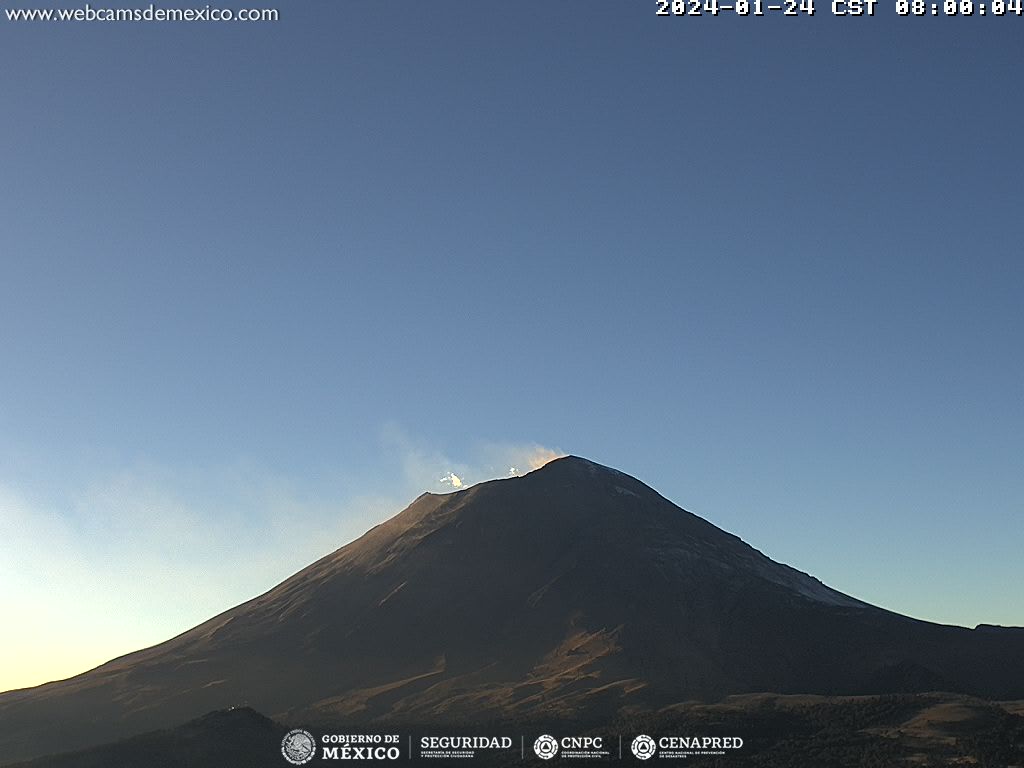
<box><xmin>2</xmin><ymin>456</ymin><xmax>1022</xmax><ymax>764</ymax></box>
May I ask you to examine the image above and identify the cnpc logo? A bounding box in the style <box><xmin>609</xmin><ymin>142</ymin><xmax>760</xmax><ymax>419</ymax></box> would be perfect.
<box><xmin>533</xmin><ymin>734</ymin><xmax>604</xmax><ymax>759</ymax></box>
<box><xmin>533</xmin><ymin>735</ymin><xmax>558</xmax><ymax>760</ymax></box>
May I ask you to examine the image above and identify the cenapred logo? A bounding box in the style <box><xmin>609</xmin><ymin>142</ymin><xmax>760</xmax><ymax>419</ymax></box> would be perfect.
<box><xmin>533</xmin><ymin>734</ymin><xmax>559</xmax><ymax>760</ymax></box>
<box><xmin>281</xmin><ymin>729</ymin><xmax>316</xmax><ymax>765</ymax></box>
<box><xmin>631</xmin><ymin>734</ymin><xmax>656</xmax><ymax>760</ymax></box>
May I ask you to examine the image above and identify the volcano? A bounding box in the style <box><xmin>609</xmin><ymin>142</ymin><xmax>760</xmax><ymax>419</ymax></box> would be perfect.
<box><xmin>2</xmin><ymin>456</ymin><xmax>1022</xmax><ymax>764</ymax></box>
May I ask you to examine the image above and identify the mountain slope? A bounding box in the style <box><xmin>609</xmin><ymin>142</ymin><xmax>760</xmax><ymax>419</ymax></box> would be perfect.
<box><xmin>2</xmin><ymin>456</ymin><xmax>1022</xmax><ymax>764</ymax></box>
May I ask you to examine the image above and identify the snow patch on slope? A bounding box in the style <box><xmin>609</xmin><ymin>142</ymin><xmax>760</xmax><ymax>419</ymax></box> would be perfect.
<box><xmin>748</xmin><ymin>557</ymin><xmax>868</xmax><ymax>608</ymax></box>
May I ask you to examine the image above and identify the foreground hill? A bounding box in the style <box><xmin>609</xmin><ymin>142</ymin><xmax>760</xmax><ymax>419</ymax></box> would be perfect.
<box><xmin>2</xmin><ymin>456</ymin><xmax>1023</xmax><ymax>764</ymax></box>
<box><xmin>10</xmin><ymin>695</ymin><xmax>1024</xmax><ymax>767</ymax></box>
<box><xmin>7</xmin><ymin>707</ymin><xmax>286</xmax><ymax>768</ymax></box>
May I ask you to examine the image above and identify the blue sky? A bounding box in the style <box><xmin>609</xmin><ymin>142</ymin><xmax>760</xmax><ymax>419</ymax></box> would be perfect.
<box><xmin>1</xmin><ymin>2</ymin><xmax>1022</xmax><ymax>692</ymax></box>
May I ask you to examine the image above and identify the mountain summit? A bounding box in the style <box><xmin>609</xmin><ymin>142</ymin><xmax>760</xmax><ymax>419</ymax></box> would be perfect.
<box><xmin>2</xmin><ymin>456</ymin><xmax>1022</xmax><ymax>764</ymax></box>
